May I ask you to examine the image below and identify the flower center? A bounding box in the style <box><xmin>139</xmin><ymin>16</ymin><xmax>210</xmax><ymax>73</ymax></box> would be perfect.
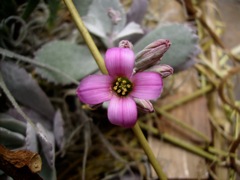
<box><xmin>112</xmin><ymin>77</ymin><xmax>133</xmax><ymax>96</ymax></box>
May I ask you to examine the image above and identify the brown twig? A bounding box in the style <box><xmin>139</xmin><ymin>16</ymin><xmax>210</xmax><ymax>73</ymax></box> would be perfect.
<box><xmin>0</xmin><ymin>145</ymin><xmax>43</xmax><ymax>180</ymax></box>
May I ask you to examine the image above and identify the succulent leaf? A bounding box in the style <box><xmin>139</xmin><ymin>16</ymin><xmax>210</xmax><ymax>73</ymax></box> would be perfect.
<box><xmin>0</xmin><ymin>61</ymin><xmax>55</xmax><ymax>119</ymax></box>
<box><xmin>35</xmin><ymin>40</ymin><xmax>98</xmax><ymax>85</ymax></box>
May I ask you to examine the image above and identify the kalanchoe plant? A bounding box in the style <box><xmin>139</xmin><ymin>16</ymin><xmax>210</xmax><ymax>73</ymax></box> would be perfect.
<box><xmin>77</xmin><ymin>40</ymin><xmax>172</xmax><ymax>128</ymax></box>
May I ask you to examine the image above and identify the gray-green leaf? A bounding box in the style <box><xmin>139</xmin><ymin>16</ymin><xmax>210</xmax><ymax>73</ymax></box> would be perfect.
<box><xmin>83</xmin><ymin>0</ymin><xmax>126</xmax><ymax>40</ymax></box>
<box><xmin>0</xmin><ymin>61</ymin><xmax>55</xmax><ymax>120</ymax></box>
<box><xmin>25</xmin><ymin>122</ymin><xmax>38</xmax><ymax>152</ymax></box>
<box><xmin>36</xmin><ymin>123</ymin><xmax>55</xmax><ymax>168</ymax></box>
<box><xmin>73</xmin><ymin>0</ymin><xmax>93</xmax><ymax>17</ymax></box>
<box><xmin>114</xmin><ymin>22</ymin><xmax>143</xmax><ymax>42</ymax></box>
<box><xmin>53</xmin><ymin>109</ymin><xmax>64</xmax><ymax>150</ymax></box>
<box><xmin>35</xmin><ymin>40</ymin><xmax>98</xmax><ymax>84</ymax></box>
<box><xmin>0</xmin><ymin>113</ymin><xmax>26</xmax><ymax>135</ymax></box>
<box><xmin>0</xmin><ymin>127</ymin><xmax>25</xmax><ymax>148</ymax></box>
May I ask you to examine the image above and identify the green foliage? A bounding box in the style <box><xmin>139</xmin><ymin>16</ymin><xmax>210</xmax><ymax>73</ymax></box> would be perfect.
<box><xmin>0</xmin><ymin>61</ymin><xmax>55</xmax><ymax>119</ymax></box>
<box><xmin>73</xmin><ymin>0</ymin><xmax>93</xmax><ymax>17</ymax></box>
<box><xmin>82</xmin><ymin>0</ymin><xmax>143</xmax><ymax>47</ymax></box>
<box><xmin>134</xmin><ymin>24</ymin><xmax>200</xmax><ymax>72</ymax></box>
<box><xmin>35</xmin><ymin>40</ymin><xmax>98</xmax><ymax>85</ymax></box>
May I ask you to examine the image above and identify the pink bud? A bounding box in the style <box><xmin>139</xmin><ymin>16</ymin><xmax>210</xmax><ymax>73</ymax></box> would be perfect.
<box><xmin>147</xmin><ymin>64</ymin><xmax>173</xmax><ymax>78</ymax></box>
<box><xmin>118</xmin><ymin>40</ymin><xmax>133</xmax><ymax>49</ymax></box>
<box><xmin>135</xmin><ymin>39</ymin><xmax>171</xmax><ymax>72</ymax></box>
<box><xmin>107</xmin><ymin>8</ymin><xmax>122</xmax><ymax>25</ymax></box>
<box><xmin>135</xmin><ymin>99</ymin><xmax>154</xmax><ymax>113</ymax></box>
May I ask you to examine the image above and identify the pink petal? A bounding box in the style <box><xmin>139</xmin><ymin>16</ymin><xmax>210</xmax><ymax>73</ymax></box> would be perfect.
<box><xmin>105</xmin><ymin>48</ymin><xmax>135</xmax><ymax>78</ymax></box>
<box><xmin>108</xmin><ymin>96</ymin><xmax>137</xmax><ymax>128</ymax></box>
<box><xmin>77</xmin><ymin>75</ymin><xmax>113</xmax><ymax>105</ymax></box>
<box><xmin>130</xmin><ymin>72</ymin><xmax>163</xmax><ymax>100</ymax></box>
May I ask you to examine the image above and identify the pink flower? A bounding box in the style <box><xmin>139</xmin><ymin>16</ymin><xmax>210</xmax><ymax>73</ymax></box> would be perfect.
<box><xmin>77</xmin><ymin>48</ymin><xmax>163</xmax><ymax>128</ymax></box>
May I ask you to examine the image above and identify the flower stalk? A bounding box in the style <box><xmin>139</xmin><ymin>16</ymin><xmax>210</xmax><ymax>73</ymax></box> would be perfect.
<box><xmin>63</xmin><ymin>0</ymin><xmax>167</xmax><ymax>179</ymax></box>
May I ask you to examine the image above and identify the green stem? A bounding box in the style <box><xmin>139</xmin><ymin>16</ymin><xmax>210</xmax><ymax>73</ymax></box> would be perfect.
<box><xmin>132</xmin><ymin>123</ymin><xmax>167</xmax><ymax>180</ymax></box>
<box><xmin>63</xmin><ymin>0</ymin><xmax>167</xmax><ymax>179</ymax></box>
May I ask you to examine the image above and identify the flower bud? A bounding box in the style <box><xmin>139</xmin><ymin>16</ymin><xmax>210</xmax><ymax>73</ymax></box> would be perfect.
<box><xmin>135</xmin><ymin>99</ymin><xmax>154</xmax><ymax>113</ymax></box>
<box><xmin>135</xmin><ymin>39</ymin><xmax>171</xmax><ymax>72</ymax></box>
<box><xmin>107</xmin><ymin>8</ymin><xmax>122</xmax><ymax>25</ymax></box>
<box><xmin>147</xmin><ymin>64</ymin><xmax>173</xmax><ymax>78</ymax></box>
<box><xmin>118</xmin><ymin>40</ymin><xmax>133</xmax><ymax>49</ymax></box>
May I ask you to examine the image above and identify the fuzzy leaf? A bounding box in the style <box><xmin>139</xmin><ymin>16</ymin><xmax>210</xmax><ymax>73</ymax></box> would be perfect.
<box><xmin>73</xmin><ymin>0</ymin><xmax>93</xmax><ymax>17</ymax></box>
<box><xmin>35</xmin><ymin>40</ymin><xmax>98</xmax><ymax>84</ymax></box>
<box><xmin>7</xmin><ymin>107</ymin><xmax>52</xmax><ymax>130</ymax></box>
<box><xmin>0</xmin><ymin>61</ymin><xmax>55</xmax><ymax>120</ymax></box>
<box><xmin>114</xmin><ymin>22</ymin><xmax>143</xmax><ymax>42</ymax></box>
<box><xmin>83</xmin><ymin>16</ymin><xmax>106</xmax><ymax>38</ymax></box>
<box><xmin>84</xmin><ymin>0</ymin><xmax>126</xmax><ymax>39</ymax></box>
<box><xmin>53</xmin><ymin>109</ymin><xmax>64</xmax><ymax>150</ymax></box>
<box><xmin>36</xmin><ymin>123</ymin><xmax>55</xmax><ymax>168</ymax></box>
<box><xmin>25</xmin><ymin>122</ymin><xmax>38</xmax><ymax>152</ymax></box>
<box><xmin>134</xmin><ymin>24</ymin><xmax>200</xmax><ymax>72</ymax></box>
<box><xmin>0</xmin><ymin>127</ymin><xmax>25</xmax><ymax>148</ymax></box>
<box><xmin>0</xmin><ymin>113</ymin><xmax>26</xmax><ymax>135</ymax></box>
<box><xmin>40</xmin><ymin>151</ymin><xmax>57</xmax><ymax>180</ymax></box>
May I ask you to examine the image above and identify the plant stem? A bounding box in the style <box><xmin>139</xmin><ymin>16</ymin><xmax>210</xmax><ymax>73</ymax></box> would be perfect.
<box><xmin>63</xmin><ymin>0</ymin><xmax>108</xmax><ymax>75</ymax></box>
<box><xmin>63</xmin><ymin>0</ymin><xmax>167</xmax><ymax>179</ymax></box>
<box><xmin>132</xmin><ymin>123</ymin><xmax>167</xmax><ymax>180</ymax></box>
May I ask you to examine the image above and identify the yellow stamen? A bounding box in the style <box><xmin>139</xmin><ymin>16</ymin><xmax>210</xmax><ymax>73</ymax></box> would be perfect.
<box><xmin>112</xmin><ymin>77</ymin><xmax>133</xmax><ymax>96</ymax></box>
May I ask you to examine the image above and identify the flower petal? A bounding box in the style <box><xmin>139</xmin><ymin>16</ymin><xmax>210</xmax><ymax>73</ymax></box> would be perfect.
<box><xmin>77</xmin><ymin>75</ymin><xmax>113</xmax><ymax>105</ymax></box>
<box><xmin>108</xmin><ymin>96</ymin><xmax>137</xmax><ymax>128</ymax></box>
<box><xmin>131</xmin><ymin>72</ymin><xmax>163</xmax><ymax>99</ymax></box>
<box><xmin>105</xmin><ymin>48</ymin><xmax>135</xmax><ymax>78</ymax></box>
